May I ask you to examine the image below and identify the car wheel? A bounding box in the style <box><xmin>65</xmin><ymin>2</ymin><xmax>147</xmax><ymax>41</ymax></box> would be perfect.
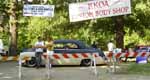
<box><xmin>80</xmin><ymin>59</ymin><xmax>93</xmax><ymax>66</ymax></box>
<box><xmin>26</xmin><ymin>57</ymin><xmax>36</xmax><ymax>67</ymax></box>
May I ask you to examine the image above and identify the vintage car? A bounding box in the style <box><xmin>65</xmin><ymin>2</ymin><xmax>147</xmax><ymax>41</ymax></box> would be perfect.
<box><xmin>0</xmin><ymin>47</ymin><xmax>8</xmax><ymax>56</ymax></box>
<box><xmin>0</xmin><ymin>39</ymin><xmax>7</xmax><ymax>56</ymax></box>
<box><xmin>0</xmin><ymin>49</ymin><xmax>7</xmax><ymax>56</ymax></box>
<box><xmin>20</xmin><ymin>40</ymin><xmax>106</xmax><ymax>67</ymax></box>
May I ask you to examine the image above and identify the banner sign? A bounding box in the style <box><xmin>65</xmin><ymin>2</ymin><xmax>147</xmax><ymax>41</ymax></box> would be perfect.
<box><xmin>69</xmin><ymin>0</ymin><xmax>131</xmax><ymax>22</ymax></box>
<box><xmin>23</xmin><ymin>5</ymin><xmax>54</xmax><ymax>17</ymax></box>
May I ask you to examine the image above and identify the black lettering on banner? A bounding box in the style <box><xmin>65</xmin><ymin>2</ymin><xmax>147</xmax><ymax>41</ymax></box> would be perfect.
<box><xmin>24</xmin><ymin>5</ymin><xmax>53</xmax><ymax>16</ymax></box>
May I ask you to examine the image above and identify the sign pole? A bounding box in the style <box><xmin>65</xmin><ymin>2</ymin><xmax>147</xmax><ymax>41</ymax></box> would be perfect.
<box><xmin>112</xmin><ymin>54</ymin><xmax>116</xmax><ymax>73</ymax></box>
<box><xmin>18</xmin><ymin>56</ymin><xmax>22</xmax><ymax>80</ymax></box>
<box><xmin>92</xmin><ymin>53</ymin><xmax>97</xmax><ymax>75</ymax></box>
<box><xmin>44</xmin><ymin>54</ymin><xmax>51</xmax><ymax>79</ymax></box>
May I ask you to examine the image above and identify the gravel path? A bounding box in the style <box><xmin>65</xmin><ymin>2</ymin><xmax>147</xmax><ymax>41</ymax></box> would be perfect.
<box><xmin>0</xmin><ymin>61</ymin><xmax>150</xmax><ymax>80</ymax></box>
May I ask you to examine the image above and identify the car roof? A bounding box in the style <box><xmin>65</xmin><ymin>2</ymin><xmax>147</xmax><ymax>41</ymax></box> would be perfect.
<box><xmin>54</xmin><ymin>40</ymin><xmax>87</xmax><ymax>49</ymax></box>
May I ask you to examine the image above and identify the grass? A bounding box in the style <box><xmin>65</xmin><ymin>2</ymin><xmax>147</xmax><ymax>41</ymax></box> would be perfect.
<box><xmin>119</xmin><ymin>62</ymin><xmax>150</xmax><ymax>75</ymax></box>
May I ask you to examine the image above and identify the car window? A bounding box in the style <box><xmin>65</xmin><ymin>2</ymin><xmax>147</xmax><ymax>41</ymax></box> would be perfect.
<box><xmin>54</xmin><ymin>44</ymin><xmax>64</xmax><ymax>49</ymax></box>
<box><xmin>54</xmin><ymin>43</ymin><xmax>79</xmax><ymax>49</ymax></box>
<box><xmin>65</xmin><ymin>43</ymin><xmax>78</xmax><ymax>49</ymax></box>
<box><xmin>140</xmin><ymin>47</ymin><xmax>147</xmax><ymax>50</ymax></box>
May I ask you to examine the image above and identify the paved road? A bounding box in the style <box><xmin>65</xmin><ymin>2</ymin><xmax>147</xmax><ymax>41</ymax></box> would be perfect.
<box><xmin>0</xmin><ymin>61</ymin><xmax>150</xmax><ymax>80</ymax></box>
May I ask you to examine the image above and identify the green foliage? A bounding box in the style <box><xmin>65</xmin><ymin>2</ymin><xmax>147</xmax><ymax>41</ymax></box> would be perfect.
<box><xmin>124</xmin><ymin>0</ymin><xmax>150</xmax><ymax>47</ymax></box>
<box><xmin>0</xmin><ymin>0</ymin><xmax>150</xmax><ymax>52</ymax></box>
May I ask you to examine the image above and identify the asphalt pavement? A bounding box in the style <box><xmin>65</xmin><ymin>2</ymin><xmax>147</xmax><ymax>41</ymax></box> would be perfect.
<box><xmin>0</xmin><ymin>61</ymin><xmax>150</xmax><ymax>80</ymax></box>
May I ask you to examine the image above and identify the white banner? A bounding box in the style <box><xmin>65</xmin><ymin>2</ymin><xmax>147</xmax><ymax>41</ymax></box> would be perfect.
<box><xmin>23</xmin><ymin>5</ymin><xmax>55</xmax><ymax>17</ymax></box>
<box><xmin>69</xmin><ymin>0</ymin><xmax>131</xmax><ymax>22</ymax></box>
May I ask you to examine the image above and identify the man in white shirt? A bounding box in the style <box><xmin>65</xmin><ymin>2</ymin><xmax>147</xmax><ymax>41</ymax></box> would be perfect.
<box><xmin>33</xmin><ymin>37</ymin><xmax>45</xmax><ymax>68</ymax></box>
<box><xmin>107</xmin><ymin>40</ymin><xmax>115</xmax><ymax>52</ymax></box>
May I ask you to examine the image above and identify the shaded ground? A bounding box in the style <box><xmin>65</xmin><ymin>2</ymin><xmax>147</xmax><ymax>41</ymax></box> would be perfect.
<box><xmin>0</xmin><ymin>61</ymin><xmax>150</xmax><ymax>80</ymax></box>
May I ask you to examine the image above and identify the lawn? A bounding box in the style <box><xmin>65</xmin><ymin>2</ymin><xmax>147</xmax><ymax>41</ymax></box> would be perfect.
<box><xmin>119</xmin><ymin>62</ymin><xmax>150</xmax><ymax>75</ymax></box>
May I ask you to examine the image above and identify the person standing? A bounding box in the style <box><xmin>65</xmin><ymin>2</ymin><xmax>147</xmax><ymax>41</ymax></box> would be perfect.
<box><xmin>45</xmin><ymin>37</ymin><xmax>54</xmax><ymax>60</ymax></box>
<box><xmin>33</xmin><ymin>37</ymin><xmax>45</xmax><ymax>68</ymax></box>
<box><xmin>45</xmin><ymin>36</ymin><xmax>54</xmax><ymax>74</ymax></box>
<box><xmin>107</xmin><ymin>40</ymin><xmax>115</xmax><ymax>53</ymax></box>
<box><xmin>107</xmin><ymin>40</ymin><xmax>117</xmax><ymax>72</ymax></box>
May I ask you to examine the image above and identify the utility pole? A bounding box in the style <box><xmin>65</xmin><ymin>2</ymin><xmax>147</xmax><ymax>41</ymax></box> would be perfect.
<box><xmin>9</xmin><ymin>0</ymin><xmax>18</xmax><ymax>56</ymax></box>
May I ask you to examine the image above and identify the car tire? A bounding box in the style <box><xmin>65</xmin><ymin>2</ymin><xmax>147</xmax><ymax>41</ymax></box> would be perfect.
<box><xmin>80</xmin><ymin>59</ymin><xmax>93</xmax><ymax>66</ymax></box>
<box><xmin>26</xmin><ymin>57</ymin><xmax>36</xmax><ymax>67</ymax></box>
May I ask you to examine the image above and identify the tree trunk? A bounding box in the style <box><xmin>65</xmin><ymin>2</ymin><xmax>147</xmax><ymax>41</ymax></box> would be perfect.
<box><xmin>9</xmin><ymin>0</ymin><xmax>17</xmax><ymax>56</ymax></box>
<box><xmin>114</xmin><ymin>16</ymin><xmax>124</xmax><ymax>49</ymax></box>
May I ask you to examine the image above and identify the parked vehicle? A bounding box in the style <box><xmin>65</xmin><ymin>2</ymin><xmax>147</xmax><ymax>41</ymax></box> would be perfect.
<box><xmin>20</xmin><ymin>40</ymin><xmax>106</xmax><ymax>67</ymax></box>
<box><xmin>0</xmin><ymin>49</ymin><xmax>7</xmax><ymax>56</ymax></box>
<box><xmin>134</xmin><ymin>45</ymin><xmax>150</xmax><ymax>53</ymax></box>
<box><xmin>0</xmin><ymin>39</ymin><xmax>7</xmax><ymax>56</ymax></box>
<box><xmin>121</xmin><ymin>46</ymin><xmax>150</xmax><ymax>62</ymax></box>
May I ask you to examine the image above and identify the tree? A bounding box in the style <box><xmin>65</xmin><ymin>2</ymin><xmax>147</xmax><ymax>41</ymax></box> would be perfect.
<box><xmin>1</xmin><ymin>0</ymin><xmax>150</xmax><ymax>52</ymax></box>
<box><xmin>9</xmin><ymin>0</ymin><xmax>18</xmax><ymax>55</ymax></box>
<box><xmin>114</xmin><ymin>16</ymin><xmax>125</xmax><ymax>49</ymax></box>
<box><xmin>0</xmin><ymin>0</ymin><xmax>18</xmax><ymax>55</ymax></box>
